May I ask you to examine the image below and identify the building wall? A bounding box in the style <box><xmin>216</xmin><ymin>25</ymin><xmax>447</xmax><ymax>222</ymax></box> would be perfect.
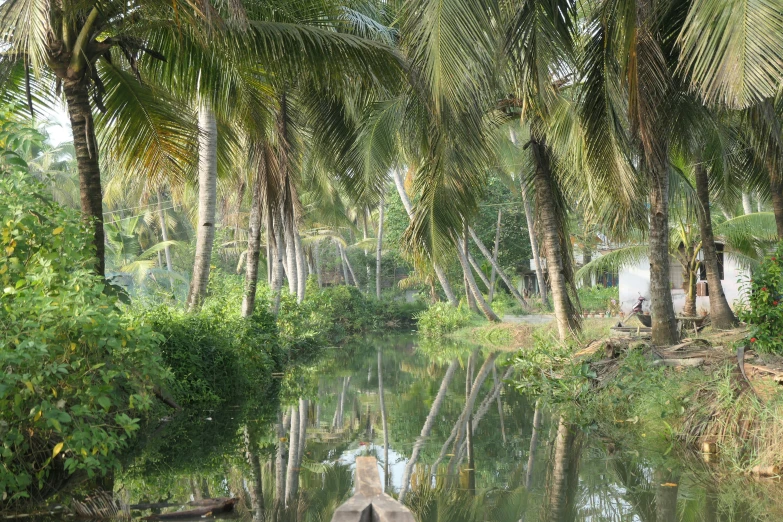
<box><xmin>618</xmin><ymin>257</ymin><xmax>749</xmax><ymax>315</ymax></box>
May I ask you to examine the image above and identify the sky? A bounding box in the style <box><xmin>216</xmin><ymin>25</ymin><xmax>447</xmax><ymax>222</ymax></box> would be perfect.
<box><xmin>43</xmin><ymin>103</ymin><xmax>73</xmax><ymax>146</ymax></box>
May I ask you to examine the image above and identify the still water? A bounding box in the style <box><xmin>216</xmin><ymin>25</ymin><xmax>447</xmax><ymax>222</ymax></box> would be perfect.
<box><xmin>101</xmin><ymin>335</ymin><xmax>783</xmax><ymax>520</ymax></box>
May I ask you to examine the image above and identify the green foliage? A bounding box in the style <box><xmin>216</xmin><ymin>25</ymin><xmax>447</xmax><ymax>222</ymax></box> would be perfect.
<box><xmin>279</xmin><ymin>282</ymin><xmax>423</xmax><ymax>347</ymax></box>
<box><xmin>738</xmin><ymin>243</ymin><xmax>783</xmax><ymax>354</ymax></box>
<box><xmin>416</xmin><ymin>302</ymin><xmax>473</xmax><ymax>337</ymax></box>
<box><xmin>576</xmin><ymin>285</ymin><xmax>619</xmax><ymax>313</ymax></box>
<box><xmin>512</xmin><ymin>333</ymin><xmax>595</xmax><ymax>403</ymax></box>
<box><xmin>0</xmin><ymin>173</ymin><xmax>167</xmax><ymax>503</ymax></box>
<box><xmin>131</xmin><ymin>272</ymin><xmax>281</xmax><ymax>407</ymax></box>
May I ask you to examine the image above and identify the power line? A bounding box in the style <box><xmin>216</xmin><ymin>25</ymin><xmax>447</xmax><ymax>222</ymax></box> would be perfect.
<box><xmin>102</xmin><ymin>205</ymin><xmax>180</xmax><ymax>227</ymax></box>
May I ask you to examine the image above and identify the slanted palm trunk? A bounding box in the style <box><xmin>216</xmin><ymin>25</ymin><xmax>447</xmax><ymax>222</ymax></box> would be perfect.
<box><xmin>444</xmin><ymin>352</ymin><xmax>500</xmax><ymax>482</ymax></box>
<box><xmin>457</xmin><ymin>231</ymin><xmax>499</xmax><ymax>321</ymax></box>
<box><xmin>391</xmin><ymin>168</ymin><xmax>458</xmax><ymax>306</ymax></box>
<box><xmin>530</xmin><ymin>140</ymin><xmax>580</xmax><ymax>340</ymax></box>
<box><xmin>488</xmin><ymin>209</ymin><xmax>501</xmax><ymax>303</ymax></box>
<box><xmin>242</xmin><ymin>171</ymin><xmax>264</xmax><ymax>318</ymax></box>
<box><xmin>648</xmin><ymin>164</ymin><xmax>679</xmax><ymax>345</ymax></box>
<box><xmin>187</xmin><ymin>105</ymin><xmax>218</xmax><ymax>311</ymax></box>
<box><xmin>376</xmin><ymin>195</ymin><xmax>384</xmax><ymax>300</ymax></box>
<box><xmin>63</xmin><ymin>78</ymin><xmax>105</xmax><ymax>276</ymax></box>
<box><xmin>469</xmin><ymin>228</ymin><xmax>529</xmax><ymax>310</ymax></box>
<box><xmin>695</xmin><ymin>165</ymin><xmax>737</xmax><ymax>328</ymax></box>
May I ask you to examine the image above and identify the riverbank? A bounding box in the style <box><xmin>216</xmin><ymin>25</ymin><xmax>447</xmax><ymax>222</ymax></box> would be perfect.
<box><xmin>506</xmin><ymin>320</ymin><xmax>783</xmax><ymax>475</ymax></box>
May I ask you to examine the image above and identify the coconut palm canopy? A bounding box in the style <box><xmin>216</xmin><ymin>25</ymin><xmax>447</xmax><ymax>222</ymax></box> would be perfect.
<box><xmin>2</xmin><ymin>0</ymin><xmax>783</xmax><ymax>336</ymax></box>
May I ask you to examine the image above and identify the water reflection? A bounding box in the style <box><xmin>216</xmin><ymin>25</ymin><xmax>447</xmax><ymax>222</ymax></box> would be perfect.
<box><xmin>101</xmin><ymin>334</ymin><xmax>783</xmax><ymax>522</ymax></box>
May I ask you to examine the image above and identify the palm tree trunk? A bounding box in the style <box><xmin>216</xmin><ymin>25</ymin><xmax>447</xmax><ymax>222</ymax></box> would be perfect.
<box><xmin>293</xmin><ymin>223</ymin><xmax>306</xmax><ymax>303</ymax></box>
<box><xmin>242</xmin><ymin>172</ymin><xmax>264</xmax><ymax>318</ymax></box>
<box><xmin>457</xmin><ymin>233</ymin><xmax>499</xmax><ymax>321</ymax></box>
<box><xmin>694</xmin><ymin>164</ymin><xmax>737</xmax><ymax>328</ymax></box>
<box><xmin>157</xmin><ymin>191</ymin><xmax>173</xmax><ymax>273</ymax></box>
<box><xmin>531</xmin><ymin>140</ymin><xmax>580</xmax><ymax>340</ymax></box>
<box><xmin>398</xmin><ymin>358</ymin><xmax>458</xmax><ymax>503</ymax></box>
<box><xmin>683</xmin><ymin>264</ymin><xmax>697</xmax><ymax>317</ymax></box>
<box><xmin>377</xmin><ymin>350</ymin><xmax>389</xmax><ymax>488</ymax></box>
<box><xmin>341</xmin><ymin>244</ymin><xmax>358</xmax><ymax>286</ymax></box>
<box><xmin>283</xmin><ymin>211</ymin><xmax>297</xmax><ymax>295</ymax></box>
<box><xmin>337</xmin><ymin>241</ymin><xmax>349</xmax><ymax>285</ymax></box>
<box><xmin>742</xmin><ymin>192</ymin><xmax>754</xmax><ymax>215</ymax></box>
<box><xmin>314</xmin><ymin>242</ymin><xmax>323</xmax><ymax>288</ymax></box>
<box><xmin>391</xmin><ymin>168</ymin><xmax>458</xmax><ymax>306</ymax></box>
<box><xmin>270</xmin><ymin>214</ymin><xmax>284</xmax><ymax>316</ymax></box>
<box><xmin>284</xmin><ymin>404</ymin><xmax>299</xmax><ymax>507</ymax></box>
<box><xmin>376</xmin><ymin>195</ymin><xmax>384</xmax><ymax>300</ymax></box>
<box><xmin>769</xmin><ymin>167</ymin><xmax>783</xmax><ymax>239</ymax></box>
<box><xmin>63</xmin><ymin>78</ymin><xmax>105</xmax><ymax>276</ymax></box>
<box><xmin>187</xmin><ymin>105</ymin><xmax>218</xmax><ymax>311</ymax></box>
<box><xmin>648</xmin><ymin>163</ymin><xmax>679</xmax><ymax>345</ymax></box>
<box><xmin>469</xmin><ymin>228</ymin><xmax>530</xmax><ymax>310</ymax></box>
<box><xmin>488</xmin><ymin>209</ymin><xmax>502</xmax><ymax>303</ymax></box>
<box><xmin>468</xmin><ymin>253</ymin><xmax>492</xmax><ymax>291</ymax></box>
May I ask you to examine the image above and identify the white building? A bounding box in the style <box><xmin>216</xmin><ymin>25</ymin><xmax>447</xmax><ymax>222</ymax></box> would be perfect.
<box><xmin>618</xmin><ymin>244</ymin><xmax>750</xmax><ymax>315</ymax></box>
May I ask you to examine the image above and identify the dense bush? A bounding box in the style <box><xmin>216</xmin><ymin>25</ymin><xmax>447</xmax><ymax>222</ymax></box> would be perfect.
<box><xmin>0</xmin><ymin>174</ymin><xmax>167</xmax><ymax>503</ymax></box>
<box><xmin>131</xmin><ymin>273</ymin><xmax>282</xmax><ymax>406</ymax></box>
<box><xmin>415</xmin><ymin>302</ymin><xmax>473</xmax><ymax>337</ymax></box>
<box><xmin>738</xmin><ymin>244</ymin><xmax>783</xmax><ymax>354</ymax></box>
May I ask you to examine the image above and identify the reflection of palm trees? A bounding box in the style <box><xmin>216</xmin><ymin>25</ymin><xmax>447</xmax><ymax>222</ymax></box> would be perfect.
<box><xmin>430</xmin><ymin>353</ymin><xmax>499</xmax><ymax>483</ymax></box>
<box><xmin>399</xmin><ymin>358</ymin><xmax>460</xmax><ymax>502</ymax></box>
<box><xmin>332</xmin><ymin>376</ymin><xmax>352</xmax><ymax>430</ymax></box>
<box><xmin>525</xmin><ymin>402</ymin><xmax>542</xmax><ymax>491</ymax></box>
<box><xmin>378</xmin><ymin>349</ymin><xmax>390</xmax><ymax>488</ymax></box>
<box><xmin>543</xmin><ymin>418</ymin><xmax>581</xmax><ymax>522</ymax></box>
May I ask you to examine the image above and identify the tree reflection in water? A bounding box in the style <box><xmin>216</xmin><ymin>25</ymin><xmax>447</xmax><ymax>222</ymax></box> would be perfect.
<box><xmin>105</xmin><ymin>335</ymin><xmax>783</xmax><ymax>522</ymax></box>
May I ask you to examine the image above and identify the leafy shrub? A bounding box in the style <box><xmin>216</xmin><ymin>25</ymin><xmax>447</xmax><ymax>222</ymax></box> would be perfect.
<box><xmin>131</xmin><ymin>272</ymin><xmax>281</xmax><ymax>406</ymax></box>
<box><xmin>0</xmin><ymin>174</ymin><xmax>167</xmax><ymax>503</ymax></box>
<box><xmin>738</xmin><ymin>243</ymin><xmax>783</xmax><ymax>354</ymax></box>
<box><xmin>416</xmin><ymin>302</ymin><xmax>473</xmax><ymax>337</ymax></box>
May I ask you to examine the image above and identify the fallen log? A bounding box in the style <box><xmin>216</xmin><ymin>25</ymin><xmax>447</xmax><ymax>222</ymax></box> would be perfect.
<box><xmin>651</xmin><ymin>358</ymin><xmax>705</xmax><ymax>368</ymax></box>
<box><xmin>142</xmin><ymin>498</ymin><xmax>237</xmax><ymax>520</ymax></box>
<box><xmin>750</xmin><ymin>465</ymin><xmax>780</xmax><ymax>477</ymax></box>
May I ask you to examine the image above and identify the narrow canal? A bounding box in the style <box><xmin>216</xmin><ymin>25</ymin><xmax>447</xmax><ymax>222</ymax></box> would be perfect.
<box><xmin>59</xmin><ymin>334</ymin><xmax>783</xmax><ymax>521</ymax></box>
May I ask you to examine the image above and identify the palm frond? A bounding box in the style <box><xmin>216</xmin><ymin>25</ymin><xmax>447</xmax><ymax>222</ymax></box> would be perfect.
<box><xmin>677</xmin><ymin>0</ymin><xmax>783</xmax><ymax>108</ymax></box>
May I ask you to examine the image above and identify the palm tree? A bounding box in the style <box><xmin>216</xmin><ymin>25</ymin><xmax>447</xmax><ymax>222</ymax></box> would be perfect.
<box><xmin>186</xmin><ymin>105</ymin><xmax>219</xmax><ymax>310</ymax></box>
